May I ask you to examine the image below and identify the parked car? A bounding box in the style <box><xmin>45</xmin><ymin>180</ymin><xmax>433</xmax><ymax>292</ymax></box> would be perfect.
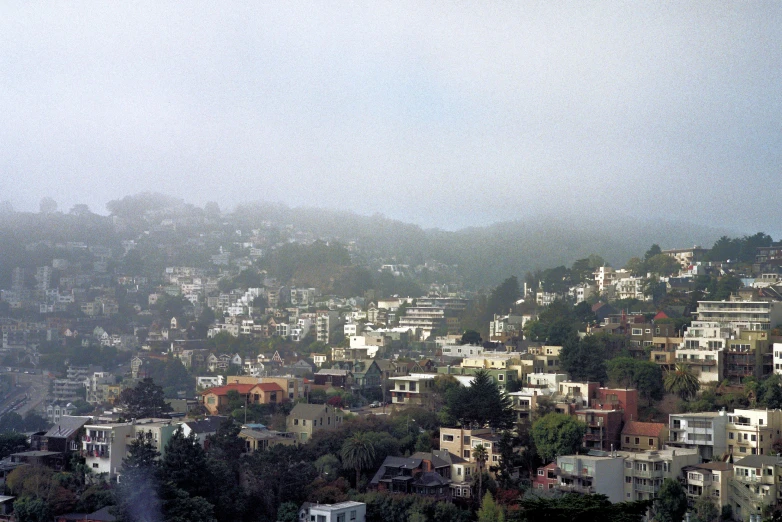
<box><xmin>369</xmin><ymin>401</ymin><xmax>381</xmax><ymax>408</ymax></box>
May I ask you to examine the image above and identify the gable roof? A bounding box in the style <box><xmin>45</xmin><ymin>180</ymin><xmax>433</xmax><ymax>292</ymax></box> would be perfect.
<box><xmin>289</xmin><ymin>403</ymin><xmax>332</xmax><ymax>420</ymax></box>
<box><xmin>621</xmin><ymin>421</ymin><xmax>667</xmax><ymax>438</ymax></box>
<box><xmin>251</xmin><ymin>383</ymin><xmax>284</xmax><ymax>393</ymax></box>
<box><xmin>199</xmin><ymin>383</ymin><xmax>256</xmax><ymax>397</ymax></box>
<box><xmin>44</xmin><ymin>416</ymin><xmax>91</xmax><ymax>439</ymax></box>
<box><xmin>183</xmin><ymin>416</ymin><xmax>227</xmax><ymax>434</ymax></box>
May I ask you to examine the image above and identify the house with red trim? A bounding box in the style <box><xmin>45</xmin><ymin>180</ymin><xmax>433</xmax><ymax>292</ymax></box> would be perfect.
<box><xmin>200</xmin><ymin>382</ymin><xmax>284</xmax><ymax>414</ymax></box>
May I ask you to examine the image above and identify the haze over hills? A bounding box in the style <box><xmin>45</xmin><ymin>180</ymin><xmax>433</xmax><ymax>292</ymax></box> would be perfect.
<box><xmin>0</xmin><ymin>195</ymin><xmax>741</xmax><ymax>290</ymax></box>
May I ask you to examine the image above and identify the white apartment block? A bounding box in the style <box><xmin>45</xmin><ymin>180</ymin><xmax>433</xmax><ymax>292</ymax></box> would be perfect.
<box><xmin>675</xmin><ymin>321</ymin><xmax>731</xmax><ymax>383</ymax></box>
<box><xmin>668</xmin><ymin>411</ymin><xmax>728</xmax><ymax>461</ymax></box>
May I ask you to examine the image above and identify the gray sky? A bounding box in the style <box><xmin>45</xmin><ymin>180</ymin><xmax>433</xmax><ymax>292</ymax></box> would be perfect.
<box><xmin>1</xmin><ymin>2</ymin><xmax>781</xmax><ymax>232</ymax></box>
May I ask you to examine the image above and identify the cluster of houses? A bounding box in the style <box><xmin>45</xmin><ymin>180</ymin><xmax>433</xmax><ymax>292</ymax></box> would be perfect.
<box><xmin>532</xmin><ymin>404</ymin><xmax>782</xmax><ymax>521</ymax></box>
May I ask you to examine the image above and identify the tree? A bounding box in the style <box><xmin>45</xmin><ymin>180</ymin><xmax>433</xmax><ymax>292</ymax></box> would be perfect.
<box><xmin>118</xmin><ymin>377</ymin><xmax>170</xmax><ymax>419</ymax></box>
<box><xmin>116</xmin><ymin>435</ymin><xmax>161</xmax><ymax>522</ymax></box>
<box><xmin>461</xmin><ymin>330</ymin><xmax>483</xmax><ymax>345</ymax></box>
<box><xmin>493</xmin><ymin>431</ymin><xmax>520</xmax><ymax>489</ymax></box>
<box><xmin>644</xmin><ymin>244</ymin><xmax>662</xmax><ymax>261</ymax></box>
<box><xmin>473</xmin><ymin>444</ymin><xmax>488</xmax><ymax>503</ymax></box>
<box><xmin>447</xmin><ymin>369</ymin><xmax>515</xmax><ymax>430</ymax></box>
<box><xmin>607</xmin><ymin>358</ymin><xmax>664</xmax><ymax>406</ymax></box>
<box><xmin>341</xmin><ymin>432</ymin><xmax>376</xmax><ymax>490</ymax></box>
<box><xmin>478</xmin><ymin>491</ymin><xmax>505</xmax><ymax>522</ymax></box>
<box><xmin>691</xmin><ymin>493</ymin><xmax>719</xmax><ymax>522</ymax></box>
<box><xmin>664</xmin><ymin>364</ymin><xmax>700</xmax><ymax>400</ymax></box>
<box><xmin>159</xmin><ymin>428</ymin><xmax>210</xmax><ymax>499</ymax></box>
<box><xmin>277</xmin><ymin>502</ymin><xmax>300</xmax><ymax>522</ymax></box>
<box><xmin>39</xmin><ymin>197</ymin><xmax>58</xmax><ymax>214</ymax></box>
<box><xmin>11</xmin><ymin>496</ymin><xmax>52</xmax><ymax>522</ymax></box>
<box><xmin>0</xmin><ymin>431</ymin><xmax>29</xmax><ymax>458</ymax></box>
<box><xmin>559</xmin><ymin>335</ymin><xmax>607</xmax><ymax>384</ymax></box>
<box><xmin>531</xmin><ymin>413</ymin><xmax>586</xmax><ymax>462</ymax></box>
<box><xmin>654</xmin><ymin>478</ymin><xmax>688</xmax><ymax>522</ymax></box>
<box><xmin>515</xmin><ymin>493</ymin><xmax>651</xmax><ymax>522</ymax></box>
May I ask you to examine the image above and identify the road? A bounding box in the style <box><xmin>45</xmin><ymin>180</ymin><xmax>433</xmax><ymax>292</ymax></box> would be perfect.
<box><xmin>0</xmin><ymin>369</ymin><xmax>52</xmax><ymax>417</ymax></box>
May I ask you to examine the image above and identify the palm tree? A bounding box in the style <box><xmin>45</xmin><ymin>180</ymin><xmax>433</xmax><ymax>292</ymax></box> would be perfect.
<box><xmin>664</xmin><ymin>364</ymin><xmax>700</xmax><ymax>400</ymax></box>
<box><xmin>341</xmin><ymin>432</ymin><xmax>375</xmax><ymax>490</ymax></box>
<box><xmin>472</xmin><ymin>444</ymin><xmax>488</xmax><ymax>503</ymax></box>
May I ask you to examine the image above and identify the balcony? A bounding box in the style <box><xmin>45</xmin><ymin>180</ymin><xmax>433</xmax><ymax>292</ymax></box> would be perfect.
<box><xmin>635</xmin><ymin>483</ymin><xmax>659</xmax><ymax>494</ymax></box>
<box><xmin>558</xmin><ymin>484</ymin><xmax>595</xmax><ymax>495</ymax></box>
<box><xmin>633</xmin><ymin>468</ymin><xmax>664</xmax><ymax>479</ymax></box>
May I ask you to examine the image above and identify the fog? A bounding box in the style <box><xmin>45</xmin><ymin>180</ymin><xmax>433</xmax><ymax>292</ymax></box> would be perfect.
<box><xmin>1</xmin><ymin>3</ymin><xmax>780</xmax><ymax>232</ymax></box>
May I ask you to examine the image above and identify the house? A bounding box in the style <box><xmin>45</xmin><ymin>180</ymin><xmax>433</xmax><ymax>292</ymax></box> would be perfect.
<box><xmin>298</xmin><ymin>501</ymin><xmax>366</xmax><ymax>522</ymax></box>
<box><xmin>439</xmin><ymin>427</ymin><xmax>502</xmax><ymax>472</ymax></box>
<box><xmin>200</xmin><ymin>383</ymin><xmax>284</xmax><ymax>415</ymax></box>
<box><xmin>41</xmin><ymin>416</ymin><xmax>92</xmax><ymax>459</ymax></box>
<box><xmin>533</xmin><ymin>462</ymin><xmax>559</xmax><ymax>491</ymax></box>
<box><xmin>730</xmin><ymin>455</ymin><xmax>780</xmax><ymax>519</ymax></box>
<box><xmin>313</xmin><ymin>369</ymin><xmax>353</xmax><ymax>389</ymax></box>
<box><xmin>238</xmin><ymin>425</ymin><xmax>296</xmax><ymax>452</ymax></box>
<box><xmin>368</xmin><ymin>452</ymin><xmax>452</xmax><ymax>501</ymax></box>
<box><xmin>286</xmin><ymin>403</ymin><xmax>342</xmax><ymax>443</ymax></box>
<box><xmin>180</xmin><ymin>416</ymin><xmax>228</xmax><ymax>447</ymax></box>
<box><xmin>54</xmin><ymin>506</ymin><xmax>117</xmax><ymax>522</ymax></box>
<box><xmin>682</xmin><ymin>461</ymin><xmax>732</xmax><ymax>512</ymax></box>
<box><xmin>389</xmin><ymin>373</ymin><xmax>436</xmax><ymax>406</ymax></box>
<box><xmin>620</xmin><ymin>421</ymin><xmax>668</xmax><ymax>452</ymax></box>
<box><xmin>312</xmin><ymin>353</ymin><xmax>327</xmax><ymax>368</ymax></box>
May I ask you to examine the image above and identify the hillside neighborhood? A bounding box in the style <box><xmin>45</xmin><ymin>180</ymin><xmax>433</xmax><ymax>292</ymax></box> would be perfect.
<box><xmin>2</xmin><ymin>202</ymin><xmax>782</xmax><ymax>521</ymax></box>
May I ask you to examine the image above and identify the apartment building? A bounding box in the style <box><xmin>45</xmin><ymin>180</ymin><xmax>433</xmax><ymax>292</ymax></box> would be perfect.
<box><xmin>618</xmin><ymin>448</ymin><xmax>700</xmax><ymax>502</ymax></box>
<box><xmin>439</xmin><ymin>428</ymin><xmax>501</xmax><ymax>471</ymax></box>
<box><xmin>730</xmin><ymin>455</ymin><xmax>780</xmax><ymax>521</ymax></box>
<box><xmin>682</xmin><ymin>461</ymin><xmax>732</xmax><ymax>512</ymax></box>
<box><xmin>668</xmin><ymin>411</ymin><xmax>728</xmax><ymax>461</ymax></box>
<box><xmin>81</xmin><ymin>419</ymin><xmax>178</xmax><ymax>479</ymax></box>
<box><xmin>389</xmin><ymin>373</ymin><xmax>436</xmax><ymax>405</ymax></box>
<box><xmin>555</xmin><ymin>454</ymin><xmax>625</xmax><ymax>502</ymax></box>
<box><xmin>675</xmin><ymin>321</ymin><xmax>730</xmax><ymax>383</ymax></box>
<box><xmin>726</xmin><ymin>409</ymin><xmax>782</xmax><ymax>457</ymax></box>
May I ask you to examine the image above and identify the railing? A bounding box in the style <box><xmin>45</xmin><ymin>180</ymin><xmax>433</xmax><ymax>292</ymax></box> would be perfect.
<box><xmin>635</xmin><ymin>483</ymin><xmax>658</xmax><ymax>494</ymax></box>
<box><xmin>558</xmin><ymin>484</ymin><xmax>594</xmax><ymax>495</ymax></box>
<box><xmin>633</xmin><ymin>468</ymin><xmax>664</xmax><ymax>479</ymax></box>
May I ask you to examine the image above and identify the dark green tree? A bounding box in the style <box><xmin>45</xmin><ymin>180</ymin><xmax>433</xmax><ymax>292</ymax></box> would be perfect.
<box><xmin>654</xmin><ymin>478</ymin><xmax>688</xmax><ymax>522</ymax></box>
<box><xmin>531</xmin><ymin>413</ymin><xmax>586</xmax><ymax>462</ymax></box>
<box><xmin>116</xmin><ymin>435</ymin><xmax>161</xmax><ymax>522</ymax></box>
<box><xmin>117</xmin><ymin>378</ymin><xmax>170</xmax><ymax>419</ymax></box>
<box><xmin>159</xmin><ymin>428</ymin><xmax>210</xmax><ymax>499</ymax></box>
<box><xmin>513</xmin><ymin>493</ymin><xmax>651</xmax><ymax>522</ymax></box>
<box><xmin>447</xmin><ymin>369</ymin><xmax>515</xmax><ymax>430</ymax></box>
<box><xmin>0</xmin><ymin>431</ymin><xmax>29</xmax><ymax>458</ymax></box>
<box><xmin>11</xmin><ymin>496</ymin><xmax>52</xmax><ymax>522</ymax></box>
<box><xmin>559</xmin><ymin>335</ymin><xmax>607</xmax><ymax>384</ymax></box>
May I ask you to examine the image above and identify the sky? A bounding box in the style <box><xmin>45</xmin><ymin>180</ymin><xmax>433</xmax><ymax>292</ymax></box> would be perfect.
<box><xmin>1</xmin><ymin>2</ymin><xmax>781</xmax><ymax>233</ymax></box>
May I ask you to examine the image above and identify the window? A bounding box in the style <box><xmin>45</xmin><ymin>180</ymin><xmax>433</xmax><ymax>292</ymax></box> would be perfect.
<box><xmin>443</xmin><ymin>434</ymin><xmax>454</xmax><ymax>442</ymax></box>
<box><xmin>626</xmin><ymin>476</ymin><xmax>632</xmax><ymax>483</ymax></box>
<box><xmin>537</xmin><ymin>470</ymin><xmax>544</xmax><ymax>476</ymax></box>
<box><xmin>464</xmin><ymin>450</ymin><xmax>471</xmax><ymax>459</ymax></box>
<box><xmin>649</xmin><ymin>439</ymin><xmax>654</xmax><ymax>446</ymax></box>
<box><xmin>635</xmin><ymin>438</ymin><xmax>640</xmax><ymax>445</ymax></box>
<box><xmin>463</xmin><ymin>436</ymin><xmax>471</xmax><ymax>445</ymax></box>
<box><xmin>399</xmin><ymin>384</ymin><xmax>406</xmax><ymax>391</ymax></box>
<box><xmin>729</xmin><ymin>432</ymin><xmax>734</xmax><ymax>440</ymax></box>
<box><xmin>92</xmin><ymin>463</ymin><xmax>99</xmax><ymax>468</ymax></box>
<box><xmin>625</xmin><ymin>437</ymin><xmax>630</xmax><ymax>443</ymax></box>
<box><xmin>294</xmin><ymin>419</ymin><xmax>299</xmax><ymax>426</ymax></box>
<box><xmin>303</xmin><ymin>420</ymin><xmax>307</xmax><ymax>426</ymax></box>
<box><xmin>336</xmin><ymin>514</ymin><xmax>345</xmax><ymax>522</ymax></box>
<box><xmin>498</xmin><ymin>374</ymin><xmax>504</xmax><ymax>381</ymax></box>
<box><xmin>632</xmin><ymin>328</ymin><xmax>642</xmax><ymax>335</ymax></box>
<box><xmin>350</xmin><ymin>511</ymin><xmax>356</xmax><ymax>521</ymax></box>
